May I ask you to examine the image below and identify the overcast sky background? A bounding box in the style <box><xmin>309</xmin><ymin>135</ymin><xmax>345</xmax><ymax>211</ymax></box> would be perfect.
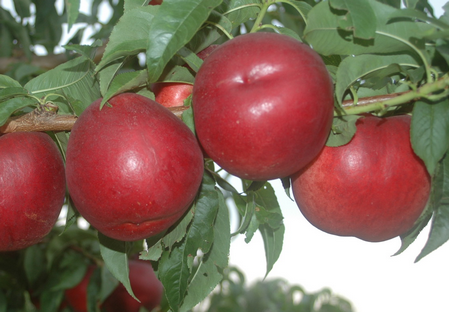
<box><xmin>3</xmin><ymin>0</ymin><xmax>449</xmax><ymax>311</ymax></box>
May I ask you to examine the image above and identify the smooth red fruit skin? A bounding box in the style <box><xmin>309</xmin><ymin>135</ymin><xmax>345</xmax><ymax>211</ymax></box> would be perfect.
<box><xmin>192</xmin><ymin>32</ymin><xmax>334</xmax><ymax>181</ymax></box>
<box><xmin>64</xmin><ymin>266</ymin><xmax>96</xmax><ymax>312</ymax></box>
<box><xmin>65</xmin><ymin>93</ymin><xmax>204</xmax><ymax>241</ymax></box>
<box><xmin>153</xmin><ymin>82</ymin><xmax>193</xmax><ymax>107</ymax></box>
<box><xmin>148</xmin><ymin>0</ymin><xmax>162</xmax><ymax>4</ymax></box>
<box><xmin>0</xmin><ymin>132</ymin><xmax>65</xmax><ymax>251</ymax></box>
<box><xmin>102</xmin><ymin>260</ymin><xmax>163</xmax><ymax>312</ymax></box>
<box><xmin>152</xmin><ymin>45</ymin><xmax>219</xmax><ymax>108</ymax></box>
<box><xmin>291</xmin><ymin>115</ymin><xmax>431</xmax><ymax>242</ymax></box>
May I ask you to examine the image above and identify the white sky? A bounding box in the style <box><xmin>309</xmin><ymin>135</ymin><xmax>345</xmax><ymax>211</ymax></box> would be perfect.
<box><xmin>2</xmin><ymin>0</ymin><xmax>449</xmax><ymax>311</ymax></box>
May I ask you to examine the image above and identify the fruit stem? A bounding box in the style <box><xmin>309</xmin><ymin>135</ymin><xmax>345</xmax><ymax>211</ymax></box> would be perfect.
<box><xmin>250</xmin><ymin>1</ymin><xmax>272</xmax><ymax>33</ymax></box>
<box><xmin>337</xmin><ymin>74</ymin><xmax>449</xmax><ymax>116</ymax></box>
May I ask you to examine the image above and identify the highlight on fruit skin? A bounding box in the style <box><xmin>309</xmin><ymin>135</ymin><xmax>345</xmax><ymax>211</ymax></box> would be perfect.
<box><xmin>65</xmin><ymin>93</ymin><xmax>204</xmax><ymax>242</ymax></box>
<box><xmin>0</xmin><ymin>131</ymin><xmax>66</xmax><ymax>251</ymax></box>
<box><xmin>192</xmin><ymin>32</ymin><xmax>334</xmax><ymax>181</ymax></box>
<box><xmin>291</xmin><ymin>114</ymin><xmax>431</xmax><ymax>242</ymax></box>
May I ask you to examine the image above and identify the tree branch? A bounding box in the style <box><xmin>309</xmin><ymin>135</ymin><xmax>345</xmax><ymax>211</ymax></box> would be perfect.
<box><xmin>0</xmin><ymin>105</ymin><xmax>188</xmax><ymax>134</ymax></box>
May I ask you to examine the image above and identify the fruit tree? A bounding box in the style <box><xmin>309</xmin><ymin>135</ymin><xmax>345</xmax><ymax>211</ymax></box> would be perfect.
<box><xmin>1</xmin><ymin>0</ymin><xmax>449</xmax><ymax>311</ymax></box>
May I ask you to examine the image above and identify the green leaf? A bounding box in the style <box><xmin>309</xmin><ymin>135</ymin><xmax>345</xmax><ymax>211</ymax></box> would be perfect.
<box><xmin>65</xmin><ymin>0</ymin><xmax>81</xmax><ymax>31</ymax></box>
<box><xmin>388</xmin><ymin>8</ymin><xmax>449</xmax><ymax>30</ymax></box>
<box><xmin>0</xmin><ymin>291</ymin><xmax>5</xmax><ymax>312</ymax></box>
<box><xmin>179</xmin><ymin>189</ymin><xmax>230</xmax><ymax>312</ymax></box>
<box><xmin>259</xmin><ymin>223</ymin><xmax>285</xmax><ymax>278</ymax></box>
<box><xmin>13</xmin><ymin>0</ymin><xmax>31</xmax><ymax>18</ymax></box>
<box><xmin>181</xmin><ymin>104</ymin><xmax>196</xmax><ymax>134</ymax></box>
<box><xmin>157</xmin><ymin>171</ymin><xmax>220</xmax><ymax>311</ymax></box>
<box><xmin>394</xmin><ymin>206</ymin><xmax>433</xmax><ymax>256</ymax></box>
<box><xmin>24</xmin><ymin>56</ymin><xmax>100</xmax><ymax>116</ymax></box>
<box><xmin>162</xmin><ymin>207</ymin><xmax>195</xmax><ymax>250</ymax></box>
<box><xmin>0</xmin><ymin>75</ymin><xmax>22</xmax><ymax>88</ymax></box>
<box><xmin>216</xmin><ymin>0</ymin><xmax>260</xmax><ymax>28</ymax></box>
<box><xmin>176</xmin><ymin>47</ymin><xmax>204</xmax><ymax>73</ymax></box>
<box><xmin>232</xmin><ymin>192</ymin><xmax>256</xmax><ymax>236</ymax></box>
<box><xmin>329</xmin><ymin>0</ymin><xmax>377</xmax><ymax>39</ymax></box>
<box><xmin>96</xmin><ymin>6</ymin><xmax>158</xmax><ymax>71</ymax></box>
<box><xmin>158</xmin><ymin>63</ymin><xmax>196</xmax><ymax>84</ymax></box>
<box><xmin>280</xmin><ymin>177</ymin><xmax>294</xmax><ymax>201</ymax></box>
<box><xmin>0</xmin><ymin>97</ymin><xmax>37</xmax><ymax>126</ymax></box>
<box><xmin>304</xmin><ymin>0</ymin><xmax>435</xmax><ymax>56</ymax></box>
<box><xmin>416</xmin><ymin>153</ymin><xmax>449</xmax><ymax>261</ymax></box>
<box><xmin>98</xmin><ymin>233</ymin><xmax>138</xmax><ymax>301</ymax></box>
<box><xmin>326</xmin><ymin>115</ymin><xmax>362</xmax><ymax>147</ymax></box>
<box><xmin>280</xmin><ymin>0</ymin><xmax>312</xmax><ymax>25</ymax></box>
<box><xmin>253</xmin><ymin>183</ymin><xmax>283</xmax><ymax>230</ymax></box>
<box><xmin>411</xmin><ymin>99</ymin><xmax>449</xmax><ymax>175</ymax></box>
<box><xmin>100</xmin><ymin>70</ymin><xmax>148</xmax><ymax>108</ymax></box>
<box><xmin>64</xmin><ymin>40</ymin><xmax>102</xmax><ymax>62</ymax></box>
<box><xmin>24</xmin><ymin>245</ymin><xmax>46</xmax><ymax>288</ymax></box>
<box><xmin>146</xmin><ymin>0</ymin><xmax>223</xmax><ymax>82</ymax></box>
<box><xmin>0</xmin><ymin>87</ymin><xmax>29</xmax><ymax>101</ymax></box>
<box><xmin>335</xmin><ymin>54</ymin><xmax>419</xmax><ymax>105</ymax></box>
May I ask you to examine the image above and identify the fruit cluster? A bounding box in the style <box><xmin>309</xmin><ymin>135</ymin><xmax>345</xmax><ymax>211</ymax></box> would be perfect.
<box><xmin>1</xmin><ymin>31</ymin><xmax>430</xmax><ymax>251</ymax></box>
<box><xmin>0</xmin><ymin>30</ymin><xmax>431</xmax><ymax>311</ymax></box>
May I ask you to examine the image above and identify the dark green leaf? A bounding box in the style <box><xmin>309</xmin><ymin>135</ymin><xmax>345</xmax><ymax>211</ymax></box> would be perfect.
<box><xmin>157</xmin><ymin>171</ymin><xmax>219</xmax><ymax>311</ymax></box>
<box><xmin>162</xmin><ymin>207</ymin><xmax>195</xmax><ymax>250</ymax></box>
<box><xmin>416</xmin><ymin>153</ymin><xmax>449</xmax><ymax>261</ymax></box>
<box><xmin>329</xmin><ymin>0</ymin><xmax>377</xmax><ymax>39</ymax></box>
<box><xmin>176</xmin><ymin>47</ymin><xmax>204</xmax><ymax>73</ymax></box>
<box><xmin>0</xmin><ymin>87</ymin><xmax>29</xmax><ymax>101</ymax></box>
<box><xmin>0</xmin><ymin>97</ymin><xmax>37</xmax><ymax>126</ymax></box>
<box><xmin>388</xmin><ymin>8</ymin><xmax>449</xmax><ymax>30</ymax></box>
<box><xmin>13</xmin><ymin>0</ymin><xmax>31</xmax><ymax>18</ymax></box>
<box><xmin>158</xmin><ymin>64</ymin><xmax>196</xmax><ymax>84</ymax></box>
<box><xmin>304</xmin><ymin>1</ymin><xmax>435</xmax><ymax>56</ymax></box>
<box><xmin>100</xmin><ymin>70</ymin><xmax>148</xmax><ymax>108</ymax></box>
<box><xmin>326</xmin><ymin>115</ymin><xmax>362</xmax><ymax>147</ymax></box>
<box><xmin>66</xmin><ymin>0</ymin><xmax>81</xmax><ymax>31</ymax></box>
<box><xmin>215</xmin><ymin>0</ymin><xmax>261</xmax><ymax>28</ymax></box>
<box><xmin>146</xmin><ymin>0</ymin><xmax>223</xmax><ymax>82</ymax></box>
<box><xmin>280</xmin><ymin>177</ymin><xmax>294</xmax><ymax>201</ymax></box>
<box><xmin>181</xmin><ymin>104</ymin><xmax>196</xmax><ymax>134</ymax></box>
<box><xmin>98</xmin><ymin>233</ymin><xmax>137</xmax><ymax>301</ymax></box>
<box><xmin>179</xmin><ymin>189</ymin><xmax>230</xmax><ymax>312</ymax></box>
<box><xmin>233</xmin><ymin>193</ymin><xmax>256</xmax><ymax>236</ymax></box>
<box><xmin>24</xmin><ymin>56</ymin><xmax>100</xmax><ymax>116</ymax></box>
<box><xmin>335</xmin><ymin>54</ymin><xmax>419</xmax><ymax>105</ymax></box>
<box><xmin>86</xmin><ymin>267</ymin><xmax>102</xmax><ymax>312</ymax></box>
<box><xmin>24</xmin><ymin>245</ymin><xmax>46</xmax><ymax>287</ymax></box>
<box><xmin>259</xmin><ymin>223</ymin><xmax>285</xmax><ymax>278</ymax></box>
<box><xmin>411</xmin><ymin>99</ymin><xmax>449</xmax><ymax>175</ymax></box>
<box><xmin>96</xmin><ymin>6</ymin><xmax>158</xmax><ymax>70</ymax></box>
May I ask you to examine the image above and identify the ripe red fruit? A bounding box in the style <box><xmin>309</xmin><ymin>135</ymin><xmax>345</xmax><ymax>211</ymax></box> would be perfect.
<box><xmin>192</xmin><ymin>32</ymin><xmax>334</xmax><ymax>181</ymax></box>
<box><xmin>152</xmin><ymin>45</ymin><xmax>219</xmax><ymax>108</ymax></box>
<box><xmin>152</xmin><ymin>82</ymin><xmax>193</xmax><ymax>107</ymax></box>
<box><xmin>65</xmin><ymin>93</ymin><xmax>204</xmax><ymax>241</ymax></box>
<box><xmin>148</xmin><ymin>0</ymin><xmax>162</xmax><ymax>4</ymax></box>
<box><xmin>291</xmin><ymin>115</ymin><xmax>431</xmax><ymax>242</ymax></box>
<box><xmin>0</xmin><ymin>132</ymin><xmax>65</xmax><ymax>251</ymax></box>
<box><xmin>65</xmin><ymin>261</ymin><xmax>163</xmax><ymax>312</ymax></box>
<box><xmin>65</xmin><ymin>260</ymin><xmax>163</xmax><ymax>312</ymax></box>
<box><xmin>102</xmin><ymin>260</ymin><xmax>163</xmax><ymax>312</ymax></box>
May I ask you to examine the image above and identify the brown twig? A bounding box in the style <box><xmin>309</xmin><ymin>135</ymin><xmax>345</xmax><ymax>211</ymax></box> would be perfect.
<box><xmin>341</xmin><ymin>91</ymin><xmax>408</xmax><ymax>107</ymax></box>
<box><xmin>0</xmin><ymin>105</ymin><xmax>189</xmax><ymax>134</ymax></box>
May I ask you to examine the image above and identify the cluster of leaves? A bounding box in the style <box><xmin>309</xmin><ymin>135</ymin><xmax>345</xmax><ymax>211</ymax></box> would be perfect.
<box><xmin>1</xmin><ymin>0</ymin><xmax>449</xmax><ymax>311</ymax></box>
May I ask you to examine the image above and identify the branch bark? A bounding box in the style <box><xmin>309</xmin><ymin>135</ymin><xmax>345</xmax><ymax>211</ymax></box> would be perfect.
<box><xmin>0</xmin><ymin>105</ymin><xmax>188</xmax><ymax>134</ymax></box>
